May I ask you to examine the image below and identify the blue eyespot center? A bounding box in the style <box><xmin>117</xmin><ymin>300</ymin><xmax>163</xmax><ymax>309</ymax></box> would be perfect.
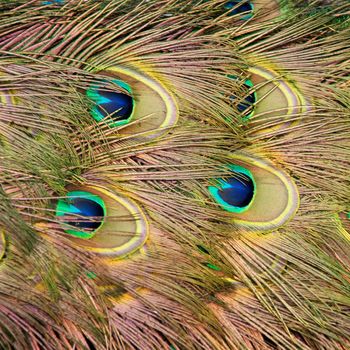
<box><xmin>208</xmin><ymin>165</ymin><xmax>256</xmax><ymax>213</ymax></box>
<box><xmin>224</xmin><ymin>1</ymin><xmax>254</xmax><ymax>19</ymax></box>
<box><xmin>229</xmin><ymin>79</ymin><xmax>257</xmax><ymax>118</ymax></box>
<box><xmin>64</xmin><ymin>198</ymin><xmax>104</xmax><ymax>230</ymax></box>
<box><xmin>87</xmin><ymin>79</ymin><xmax>134</xmax><ymax>127</ymax></box>
<box><xmin>238</xmin><ymin>82</ymin><xmax>257</xmax><ymax>113</ymax></box>
<box><xmin>56</xmin><ymin>191</ymin><xmax>106</xmax><ymax>239</ymax></box>
<box><xmin>218</xmin><ymin>175</ymin><xmax>254</xmax><ymax>207</ymax></box>
<box><xmin>96</xmin><ymin>88</ymin><xmax>133</xmax><ymax>121</ymax></box>
<box><xmin>42</xmin><ymin>0</ymin><xmax>64</xmax><ymax>4</ymax></box>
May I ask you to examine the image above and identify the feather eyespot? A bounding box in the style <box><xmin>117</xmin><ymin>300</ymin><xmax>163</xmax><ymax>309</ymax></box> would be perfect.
<box><xmin>55</xmin><ymin>191</ymin><xmax>106</xmax><ymax>239</ymax></box>
<box><xmin>209</xmin><ymin>154</ymin><xmax>299</xmax><ymax>231</ymax></box>
<box><xmin>236</xmin><ymin>79</ymin><xmax>257</xmax><ymax>116</ymax></box>
<box><xmin>224</xmin><ymin>1</ymin><xmax>254</xmax><ymax>20</ymax></box>
<box><xmin>55</xmin><ymin>187</ymin><xmax>149</xmax><ymax>258</ymax></box>
<box><xmin>209</xmin><ymin>165</ymin><xmax>256</xmax><ymax>214</ymax></box>
<box><xmin>246</xmin><ymin>66</ymin><xmax>307</xmax><ymax>133</ymax></box>
<box><xmin>228</xmin><ymin>76</ymin><xmax>257</xmax><ymax>120</ymax></box>
<box><xmin>87</xmin><ymin>79</ymin><xmax>135</xmax><ymax>127</ymax></box>
<box><xmin>91</xmin><ymin>67</ymin><xmax>178</xmax><ymax>139</ymax></box>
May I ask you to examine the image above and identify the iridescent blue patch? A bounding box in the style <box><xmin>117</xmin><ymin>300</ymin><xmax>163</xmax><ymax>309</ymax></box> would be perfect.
<box><xmin>56</xmin><ymin>191</ymin><xmax>106</xmax><ymax>239</ymax></box>
<box><xmin>218</xmin><ymin>175</ymin><xmax>254</xmax><ymax>207</ymax></box>
<box><xmin>87</xmin><ymin>79</ymin><xmax>134</xmax><ymax>127</ymax></box>
<box><xmin>208</xmin><ymin>165</ymin><xmax>256</xmax><ymax>213</ymax></box>
<box><xmin>229</xmin><ymin>78</ymin><xmax>257</xmax><ymax>119</ymax></box>
<box><xmin>237</xmin><ymin>81</ymin><xmax>256</xmax><ymax>114</ymax></box>
<box><xmin>42</xmin><ymin>0</ymin><xmax>64</xmax><ymax>5</ymax></box>
<box><xmin>224</xmin><ymin>1</ymin><xmax>254</xmax><ymax>20</ymax></box>
<box><xmin>64</xmin><ymin>198</ymin><xmax>103</xmax><ymax>230</ymax></box>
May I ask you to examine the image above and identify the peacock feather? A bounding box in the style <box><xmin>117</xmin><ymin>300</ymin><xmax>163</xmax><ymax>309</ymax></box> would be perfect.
<box><xmin>0</xmin><ymin>0</ymin><xmax>350</xmax><ymax>349</ymax></box>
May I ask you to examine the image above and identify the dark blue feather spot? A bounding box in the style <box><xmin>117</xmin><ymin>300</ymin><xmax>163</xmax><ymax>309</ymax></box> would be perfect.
<box><xmin>218</xmin><ymin>175</ymin><xmax>254</xmax><ymax>208</ymax></box>
<box><xmin>224</xmin><ymin>1</ymin><xmax>253</xmax><ymax>17</ymax></box>
<box><xmin>97</xmin><ymin>88</ymin><xmax>134</xmax><ymax>122</ymax></box>
<box><xmin>42</xmin><ymin>0</ymin><xmax>64</xmax><ymax>4</ymax></box>
<box><xmin>231</xmin><ymin>81</ymin><xmax>256</xmax><ymax>114</ymax></box>
<box><xmin>64</xmin><ymin>198</ymin><xmax>104</xmax><ymax>231</ymax></box>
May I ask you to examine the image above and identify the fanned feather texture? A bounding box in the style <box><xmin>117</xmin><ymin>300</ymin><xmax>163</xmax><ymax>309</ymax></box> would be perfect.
<box><xmin>0</xmin><ymin>1</ymin><xmax>349</xmax><ymax>349</ymax></box>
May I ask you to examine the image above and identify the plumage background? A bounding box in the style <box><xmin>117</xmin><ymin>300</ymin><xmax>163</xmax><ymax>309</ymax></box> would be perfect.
<box><xmin>0</xmin><ymin>0</ymin><xmax>349</xmax><ymax>349</ymax></box>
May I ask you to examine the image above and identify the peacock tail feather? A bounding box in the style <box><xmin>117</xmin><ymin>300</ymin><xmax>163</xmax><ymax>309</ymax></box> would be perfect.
<box><xmin>0</xmin><ymin>0</ymin><xmax>349</xmax><ymax>349</ymax></box>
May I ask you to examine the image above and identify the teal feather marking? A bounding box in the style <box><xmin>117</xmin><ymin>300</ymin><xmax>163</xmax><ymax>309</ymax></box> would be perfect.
<box><xmin>86</xmin><ymin>79</ymin><xmax>134</xmax><ymax>127</ymax></box>
<box><xmin>209</xmin><ymin>165</ymin><xmax>256</xmax><ymax>213</ymax></box>
<box><xmin>55</xmin><ymin>191</ymin><xmax>106</xmax><ymax>239</ymax></box>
